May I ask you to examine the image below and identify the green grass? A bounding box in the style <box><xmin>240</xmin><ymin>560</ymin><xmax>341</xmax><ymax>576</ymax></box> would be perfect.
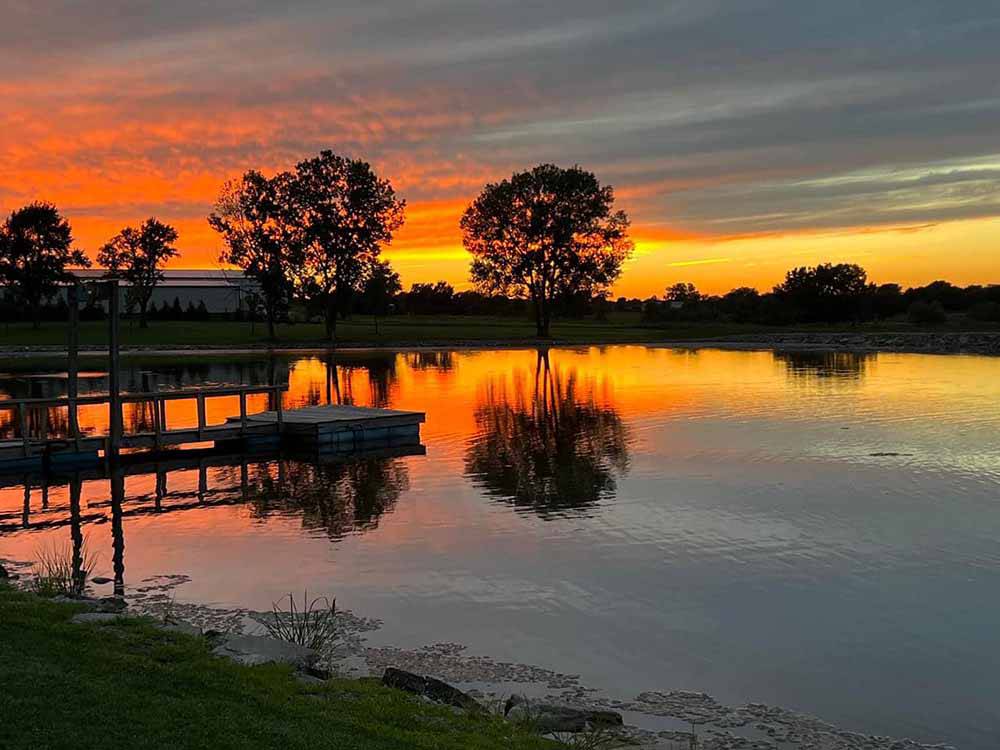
<box><xmin>0</xmin><ymin>584</ymin><xmax>556</xmax><ymax>750</ymax></box>
<box><xmin>0</xmin><ymin>314</ymin><xmax>668</xmax><ymax>348</ymax></box>
<box><xmin>0</xmin><ymin>313</ymin><xmax>996</xmax><ymax>351</ymax></box>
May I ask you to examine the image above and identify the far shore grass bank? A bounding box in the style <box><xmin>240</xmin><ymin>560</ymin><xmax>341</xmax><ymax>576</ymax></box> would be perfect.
<box><xmin>2</xmin><ymin>314</ymin><xmax>998</xmax><ymax>353</ymax></box>
<box><xmin>0</xmin><ymin>583</ymin><xmax>556</xmax><ymax>750</ymax></box>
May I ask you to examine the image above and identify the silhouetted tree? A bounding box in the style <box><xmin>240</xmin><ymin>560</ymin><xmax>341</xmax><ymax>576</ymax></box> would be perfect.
<box><xmin>291</xmin><ymin>151</ymin><xmax>405</xmax><ymax>342</ymax></box>
<box><xmin>0</xmin><ymin>202</ymin><xmax>89</xmax><ymax>328</ymax></box>
<box><xmin>773</xmin><ymin>263</ymin><xmax>872</xmax><ymax>323</ymax></box>
<box><xmin>907</xmin><ymin>300</ymin><xmax>947</xmax><ymax>326</ymax></box>
<box><xmin>720</xmin><ymin>287</ymin><xmax>762</xmax><ymax>322</ymax></box>
<box><xmin>461</xmin><ymin>164</ymin><xmax>633</xmax><ymax>337</ymax></box>
<box><xmin>209</xmin><ymin>170</ymin><xmax>302</xmax><ymax>339</ymax></box>
<box><xmin>98</xmin><ymin>218</ymin><xmax>178</xmax><ymax>328</ymax></box>
<box><xmin>871</xmin><ymin>283</ymin><xmax>905</xmax><ymax>319</ymax></box>
<box><xmin>664</xmin><ymin>282</ymin><xmax>702</xmax><ymax>307</ymax></box>
<box><xmin>403</xmin><ymin>281</ymin><xmax>456</xmax><ymax>314</ymax></box>
<box><xmin>359</xmin><ymin>259</ymin><xmax>401</xmax><ymax>334</ymax></box>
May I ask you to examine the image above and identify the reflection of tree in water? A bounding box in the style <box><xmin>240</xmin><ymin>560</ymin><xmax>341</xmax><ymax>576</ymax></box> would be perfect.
<box><xmin>776</xmin><ymin>351</ymin><xmax>874</xmax><ymax>380</ymax></box>
<box><xmin>240</xmin><ymin>457</ymin><xmax>409</xmax><ymax>539</ymax></box>
<box><xmin>404</xmin><ymin>351</ymin><xmax>455</xmax><ymax>372</ymax></box>
<box><xmin>464</xmin><ymin>351</ymin><xmax>630</xmax><ymax>517</ymax></box>
<box><xmin>320</xmin><ymin>353</ymin><xmax>398</xmax><ymax>408</ymax></box>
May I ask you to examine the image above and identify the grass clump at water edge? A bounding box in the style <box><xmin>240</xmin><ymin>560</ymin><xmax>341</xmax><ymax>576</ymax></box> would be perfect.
<box><xmin>262</xmin><ymin>591</ymin><xmax>340</xmax><ymax>651</ymax></box>
<box><xmin>28</xmin><ymin>537</ymin><xmax>97</xmax><ymax>598</ymax></box>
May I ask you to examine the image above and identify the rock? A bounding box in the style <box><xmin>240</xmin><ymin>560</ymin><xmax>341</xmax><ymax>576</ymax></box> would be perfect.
<box><xmin>53</xmin><ymin>594</ymin><xmax>126</xmax><ymax>612</ymax></box>
<box><xmin>504</xmin><ymin>694</ymin><xmax>623</xmax><ymax>733</ymax></box>
<box><xmin>71</xmin><ymin>612</ymin><xmax>124</xmax><ymax>624</ymax></box>
<box><xmin>0</xmin><ymin>563</ymin><xmax>9</xmax><ymax>579</ymax></box>
<box><xmin>211</xmin><ymin>633</ymin><xmax>318</xmax><ymax>670</ymax></box>
<box><xmin>381</xmin><ymin>667</ymin><xmax>480</xmax><ymax>711</ymax></box>
<box><xmin>295</xmin><ymin>672</ymin><xmax>327</xmax><ymax>686</ymax></box>
<box><xmin>91</xmin><ymin>577</ymin><xmax>113</xmax><ymax>585</ymax></box>
<box><xmin>153</xmin><ymin>621</ymin><xmax>202</xmax><ymax>637</ymax></box>
<box><xmin>96</xmin><ymin>596</ymin><xmax>127</xmax><ymax>613</ymax></box>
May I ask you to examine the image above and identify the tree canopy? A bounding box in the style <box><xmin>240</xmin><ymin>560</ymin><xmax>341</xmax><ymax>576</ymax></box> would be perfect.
<box><xmin>461</xmin><ymin>164</ymin><xmax>632</xmax><ymax>337</ymax></box>
<box><xmin>773</xmin><ymin>263</ymin><xmax>872</xmax><ymax>323</ymax></box>
<box><xmin>291</xmin><ymin>151</ymin><xmax>405</xmax><ymax>341</ymax></box>
<box><xmin>359</xmin><ymin>259</ymin><xmax>402</xmax><ymax>334</ymax></box>
<box><xmin>0</xmin><ymin>202</ymin><xmax>89</xmax><ymax>328</ymax></box>
<box><xmin>97</xmin><ymin>218</ymin><xmax>178</xmax><ymax>327</ymax></box>
<box><xmin>209</xmin><ymin>170</ymin><xmax>302</xmax><ymax>339</ymax></box>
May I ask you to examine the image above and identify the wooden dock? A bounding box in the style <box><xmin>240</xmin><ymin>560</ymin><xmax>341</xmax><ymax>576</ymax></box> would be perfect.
<box><xmin>235</xmin><ymin>404</ymin><xmax>425</xmax><ymax>450</ymax></box>
<box><xmin>0</xmin><ymin>385</ymin><xmax>425</xmax><ymax>473</ymax></box>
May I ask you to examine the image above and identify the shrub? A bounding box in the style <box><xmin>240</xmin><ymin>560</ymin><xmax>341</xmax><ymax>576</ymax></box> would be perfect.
<box><xmin>907</xmin><ymin>300</ymin><xmax>947</xmax><ymax>326</ymax></box>
<box><xmin>968</xmin><ymin>301</ymin><xmax>1000</xmax><ymax>322</ymax></box>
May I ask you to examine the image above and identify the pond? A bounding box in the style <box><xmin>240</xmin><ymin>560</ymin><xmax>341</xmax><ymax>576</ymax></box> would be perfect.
<box><xmin>2</xmin><ymin>346</ymin><xmax>999</xmax><ymax>748</ymax></box>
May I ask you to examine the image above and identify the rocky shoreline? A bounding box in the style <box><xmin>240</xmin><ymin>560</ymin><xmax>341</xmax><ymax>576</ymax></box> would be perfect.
<box><xmin>675</xmin><ymin>331</ymin><xmax>1000</xmax><ymax>356</ymax></box>
<box><xmin>118</xmin><ymin>576</ymin><xmax>955</xmax><ymax>750</ymax></box>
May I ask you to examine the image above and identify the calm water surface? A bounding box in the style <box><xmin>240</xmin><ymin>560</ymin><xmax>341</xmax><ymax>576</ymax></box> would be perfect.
<box><xmin>2</xmin><ymin>346</ymin><xmax>999</xmax><ymax>748</ymax></box>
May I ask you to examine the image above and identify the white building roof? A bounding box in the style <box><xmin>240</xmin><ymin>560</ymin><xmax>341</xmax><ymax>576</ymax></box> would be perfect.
<box><xmin>71</xmin><ymin>269</ymin><xmax>252</xmax><ymax>287</ymax></box>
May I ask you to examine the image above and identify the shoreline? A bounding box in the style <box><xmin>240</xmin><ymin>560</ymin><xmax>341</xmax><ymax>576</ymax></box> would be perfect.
<box><xmin>1</xmin><ymin>331</ymin><xmax>998</xmax><ymax>358</ymax></box>
<box><xmin>0</xmin><ymin>569</ymin><xmax>958</xmax><ymax>750</ymax></box>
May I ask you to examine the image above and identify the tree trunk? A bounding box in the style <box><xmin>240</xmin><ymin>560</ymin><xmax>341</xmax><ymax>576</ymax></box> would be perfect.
<box><xmin>266</xmin><ymin>313</ymin><xmax>275</xmax><ymax>341</ymax></box>
<box><xmin>139</xmin><ymin>301</ymin><xmax>148</xmax><ymax>328</ymax></box>
<box><xmin>31</xmin><ymin>299</ymin><xmax>41</xmax><ymax>329</ymax></box>
<box><xmin>533</xmin><ymin>294</ymin><xmax>550</xmax><ymax>338</ymax></box>
<box><xmin>325</xmin><ymin>296</ymin><xmax>337</xmax><ymax>343</ymax></box>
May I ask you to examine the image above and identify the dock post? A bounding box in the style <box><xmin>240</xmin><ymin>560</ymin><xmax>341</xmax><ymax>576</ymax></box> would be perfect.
<box><xmin>110</xmin><ymin>465</ymin><xmax>126</xmax><ymax>599</ymax></box>
<box><xmin>69</xmin><ymin>476</ymin><xmax>85</xmax><ymax>593</ymax></box>
<box><xmin>18</xmin><ymin>403</ymin><xmax>30</xmax><ymax>458</ymax></box>
<box><xmin>67</xmin><ymin>283</ymin><xmax>81</xmax><ymax>451</ymax></box>
<box><xmin>197</xmin><ymin>393</ymin><xmax>206</xmax><ymax>440</ymax></box>
<box><xmin>107</xmin><ymin>279</ymin><xmax>122</xmax><ymax>457</ymax></box>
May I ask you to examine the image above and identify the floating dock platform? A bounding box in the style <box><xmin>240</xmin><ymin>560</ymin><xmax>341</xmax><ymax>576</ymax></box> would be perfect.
<box><xmin>232</xmin><ymin>404</ymin><xmax>424</xmax><ymax>451</ymax></box>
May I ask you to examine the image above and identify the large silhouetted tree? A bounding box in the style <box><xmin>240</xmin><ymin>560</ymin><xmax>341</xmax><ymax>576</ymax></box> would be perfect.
<box><xmin>772</xmin><ymin>263</ymin><xmax>872</xmax><ymax>323</ymax></box>
<box><xmin>291</xmin><ymin>151</ymin><xmax>405</xmax><ymax>342</ymax></box>
<box><xmin>0</xmin><ymin>202</ymin><xmax>89</xmax><ymax>328</ymax></box>
<box><xmin>209</xmin><ymin>170</ymin><xmax>302</xmax><ymax>339</ymax></box>
<box><xmin>461</xmin><ymin>164</ymin><xmax>633</xmax><ymax>337</ymax></box>
<box><xmin>98</xmin><ymin>218</ymin><xmax>178</xmax><ymax>328</ymax></box>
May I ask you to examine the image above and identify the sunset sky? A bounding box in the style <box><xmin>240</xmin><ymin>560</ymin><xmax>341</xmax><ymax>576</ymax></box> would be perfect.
<box><xmin>3</xmin><ymin>1</ymin><xmax>999</xmax><ymax>297</ymax></box>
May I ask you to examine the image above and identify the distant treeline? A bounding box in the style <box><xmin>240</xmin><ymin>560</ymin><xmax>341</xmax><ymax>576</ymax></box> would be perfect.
<box><xmin>3</xmin><ymin>264</ymin><xmax>998</xmax><ymax>329</ymax></box>
<box><xmin>640</xmin><ymin>264</ymin><xmax>1000</xmax><ymax>326</ymax></box>
<box><xmin>374</xmin><ymin>264</ymin><xmax>1000</xmax><ymax>326</ymax></box>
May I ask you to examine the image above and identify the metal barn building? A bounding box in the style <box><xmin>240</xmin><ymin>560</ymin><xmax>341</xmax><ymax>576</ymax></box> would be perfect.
<box><xmin>68</xmin><ymin>269</ymin><xmax>259</xmax><ymax>314</ymax></box>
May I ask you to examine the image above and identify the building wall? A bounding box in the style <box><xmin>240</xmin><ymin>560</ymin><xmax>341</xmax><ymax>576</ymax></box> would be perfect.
<box><xmin>148</xmin><ymin>286</ymin><xmax>245</xmax><ymax>314</ymax></box>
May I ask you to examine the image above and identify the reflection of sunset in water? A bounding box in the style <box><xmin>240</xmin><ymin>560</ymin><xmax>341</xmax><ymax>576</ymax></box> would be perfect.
<box><xmin>2</xmin><ymin>346</ymin><xmax>1000</xmax><ymax>748</ymax></box>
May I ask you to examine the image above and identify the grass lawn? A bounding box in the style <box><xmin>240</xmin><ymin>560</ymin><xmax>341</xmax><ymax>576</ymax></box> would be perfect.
<box><xmin>0</xmin><ymin>313</ymin><xmax>673</xmax><ymax>348</ymax></box>
<box><xmin>0</xmin><ymin>584</ymin><xmax>556</xmax><ymax>750</ymax></box>
<box><xmin>0</xmin><ymin>314</ymin><xmax>995</xmax><ymax>351</ymax></box>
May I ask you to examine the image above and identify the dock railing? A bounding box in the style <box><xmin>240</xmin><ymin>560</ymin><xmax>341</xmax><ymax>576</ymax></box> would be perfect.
<box><xmin>0</xmin><ymin>383</ymin><xmax>287</xmax><ymax>457</ymax></box>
